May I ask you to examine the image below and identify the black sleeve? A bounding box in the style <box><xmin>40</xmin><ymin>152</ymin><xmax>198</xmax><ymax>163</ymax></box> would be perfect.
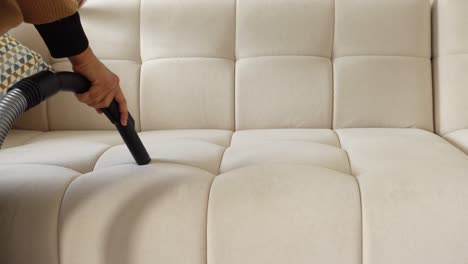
<box><xmin>34</xmin><ymin>12</ymin><xmax>89</xmax><ymax>58</ymax></box>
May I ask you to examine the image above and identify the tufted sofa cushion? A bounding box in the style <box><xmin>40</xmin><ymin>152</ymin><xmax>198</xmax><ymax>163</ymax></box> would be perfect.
<box><xmin>2</xmin><ymin>1</ymin><xmax>468</xmax><ymax>264</ymax></box>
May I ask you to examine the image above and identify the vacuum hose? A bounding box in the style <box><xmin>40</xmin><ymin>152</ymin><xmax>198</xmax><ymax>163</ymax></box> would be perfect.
<box><xmin>0</xmin><ymin>71</ymin><xmax>151</xmax><ymax>165</ymax></box>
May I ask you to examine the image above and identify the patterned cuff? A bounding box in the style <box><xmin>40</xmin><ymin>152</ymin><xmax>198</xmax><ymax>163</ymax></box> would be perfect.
<box><xmin>34</xmin><ymin>12</ymin><xmax>89</xmax><ymax>58</ymax></box>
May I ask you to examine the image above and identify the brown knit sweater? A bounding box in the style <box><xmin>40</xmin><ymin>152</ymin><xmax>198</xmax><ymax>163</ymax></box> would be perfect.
<box><xmin>0</xmin><ymin>0</ymin><xmax>80</xmax><ymax>35</ymax></box>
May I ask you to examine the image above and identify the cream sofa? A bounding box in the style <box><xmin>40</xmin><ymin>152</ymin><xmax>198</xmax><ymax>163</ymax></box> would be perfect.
<box><xmin>1</xmin><ymin>0</ymin><xmax>468</xmax><ymax>263</ymax></box>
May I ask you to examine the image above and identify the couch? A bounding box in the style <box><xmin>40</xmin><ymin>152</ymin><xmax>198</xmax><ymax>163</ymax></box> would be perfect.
<box><xmin>1</xmin><ymin>0</ymin><xmax>468</xmax><ymax>263</ymax></box>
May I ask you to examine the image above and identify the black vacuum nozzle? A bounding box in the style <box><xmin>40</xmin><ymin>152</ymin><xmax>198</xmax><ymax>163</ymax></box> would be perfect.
<box><xmin>101</xmin><ymin>101</ymin><xmax>151</xmax><ymax>165</ymax></box>
<box><xmin>2</xmin><ymin>71</ymin><xmax>151</xmax><ymax>166</ymax></box>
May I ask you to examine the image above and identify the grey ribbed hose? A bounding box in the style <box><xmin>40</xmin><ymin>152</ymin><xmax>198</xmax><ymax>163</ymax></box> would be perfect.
<box><xmin>0</xmin><ymin>89</ymin><xmax>28</xmax><ymax>149</ymax></box>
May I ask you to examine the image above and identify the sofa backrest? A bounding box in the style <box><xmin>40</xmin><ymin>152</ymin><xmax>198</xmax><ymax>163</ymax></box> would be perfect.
<box><xmin>8</xmin><ymin>0</ymin><xmax>457</xmax><ymax>133</ymax></box>
<box><xmin>334</xmin><ymin>0</ymin><xmax>432</xmax><ymax>131</ymax></box>
<box><xmin>433</xmin><ymin>0</ymin><xmax>468</xmax><ymax>135</ymax></box>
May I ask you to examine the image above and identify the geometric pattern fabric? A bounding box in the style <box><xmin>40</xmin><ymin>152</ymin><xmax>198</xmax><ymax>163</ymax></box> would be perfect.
<box><xmin>0</xmin><ymin>33</ymin><xmax>51</xmax><ymax>97</ymax></box>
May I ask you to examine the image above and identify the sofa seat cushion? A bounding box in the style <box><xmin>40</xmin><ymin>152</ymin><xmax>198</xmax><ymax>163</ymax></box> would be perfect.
<box><xmin>209</xmin><ymin>164</ymin><xmax>361</xmax><ymax>264</ymax></box>
<box><xmin>95</xmin><ymin>130</ymin><xmax>233</xmax><ymax>174</ymax></box>
<box><xmin>230</xmin><ymin>129</ymin><xmax>340</xmax><ymax>146</ymax></box>
<box><xmin>443</xmin><ymin>129</ymin><xmax>468</xmax><ymax>155</ymax></box>
<box><xmin>336</xmin><ymin>128</ymin><xmax>468</xmax><ymax>264</ymax></box>
<box><xmin>138</xmin><ymin>129</ymin><xmax>233</xmax><ymax>147</ymax></box>
<box><xmin>2</xmin><ymin>129</ymin><xmax>43</xmax><ymax>149</ymax></box>
<box><xmin>0</xmin><ymin>131</ymin><xmax>123</xmax><ymax>173</ymax></box>
<box><xmin>0</xmin><ymin>164</ymin><xmax>80</xmax><ymax>264</ymax></box>
<box><xmin>55</xmin><ymin>129</ymin><xmax>361</xmax><ymax>264</ymax></box>
<box><xmin>59</xmin><ymin>163</ymin><xmax>214</xmax><ymax>264</ymax></box>
<box><xmin>221</xmin><ymin>129</ymin><xmax>350</xmax><ymax>174</ymax></box>
<box><xmin>96</xmin><ymin>129</ymin><xmax>350</xmax><ymax>175</ymax></box>
<box><xmin>4</xmin><ymin>128</ymin><xmax>468</xmax><ymax>264</ymax></box>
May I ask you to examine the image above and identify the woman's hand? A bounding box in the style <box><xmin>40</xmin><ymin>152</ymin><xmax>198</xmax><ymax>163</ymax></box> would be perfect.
<box><xmin>69</xmin><ymin>47</ymin><xmax>128</xmax><ymax>126</ymax></box>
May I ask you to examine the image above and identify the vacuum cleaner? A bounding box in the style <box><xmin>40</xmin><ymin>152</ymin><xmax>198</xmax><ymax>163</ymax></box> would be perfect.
<box><xmin>0</xmin><ymin>70</ymin><xmax>151</xmax><ymax>165</ymax></box>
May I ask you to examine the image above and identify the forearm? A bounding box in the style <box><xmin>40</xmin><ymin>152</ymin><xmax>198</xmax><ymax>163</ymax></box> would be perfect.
<box><xmin>13</xmin><ymin>0</ymin><xmax>87</xmax><ymax>58</ymax></box>
<box><xmin>34</xmin><ymin>12</ymin><xmax>89</xmax><ymax>58</ymax></box>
